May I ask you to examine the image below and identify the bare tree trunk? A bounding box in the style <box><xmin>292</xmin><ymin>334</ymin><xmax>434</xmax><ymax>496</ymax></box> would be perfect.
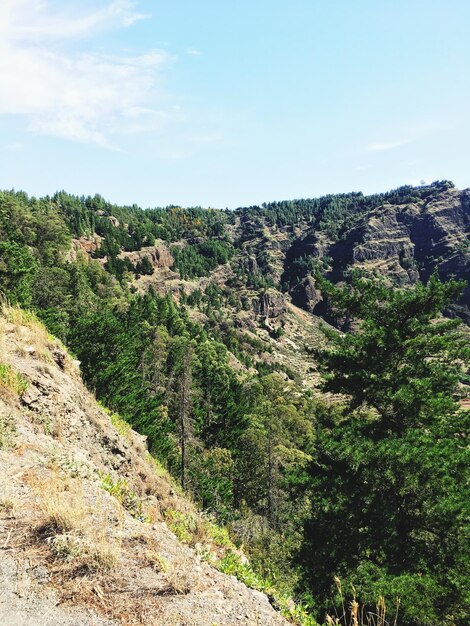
<box><xmin>179</xmin><ymin>347</ymin><xmax>193</xmax><ymax>491</ymax></box>
<box><xmin>267</xmin><ymin>421</ymin><xmax>273</xmax><ymax>526</ymax></box>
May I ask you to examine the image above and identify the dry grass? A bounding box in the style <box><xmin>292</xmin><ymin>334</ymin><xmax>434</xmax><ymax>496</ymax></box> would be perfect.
<box><xmin>41</xmin><ymin>476</ymin><xmax>88</xmax><ymax>533</ymax></box>
<box><xmin>326</xmin><ymin>578</ymin><xmax>400</xmax><ymax>626</ymax></box>
<box><xmin>1</xmin><ymin>303</ymin><xmax>69</xmax><ymax>366</ymax></box>
<box><xmin>86</xmin><ymin>537</ymin><xmax>120</xmax><ymax>571</ymax></box>
<box><xmin>145</xmin><ymin>549</ymin><xmax>170</xmax><ymax>573</ymax></box>
<box><xmin>47</xmin><ymin>533</ymin><xmax>83</xmax><ymax>560</ymax></box>
<box><xmin>0</xmin><ymin>497</ymin><xmax>15</xmax><ymax>515</ymax></box>
<box><xmin>37</xmin><ymin>472</ymin><xmax>122</xmax><ymax>572</ymax></box>
<box><xmin>164</xmin><ymin>553</ymin><xmax>193</xmax><ymax>595</ymax></box>
<box><xmin>3</xmin><ymin>304</ymin><xmax>51</xmax><ymax>342</ymax></box>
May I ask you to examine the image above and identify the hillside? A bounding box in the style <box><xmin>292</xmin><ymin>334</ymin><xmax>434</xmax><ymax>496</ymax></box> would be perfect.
<box><xmin>235</xmin><ymin>180</ymin><xmax>469</xmax><ymax>322</ymax></box>
<box><xmin>0</xmin><ymin>183</ymin><xmax>469</xmax><ymax>626</ymax></box>
<box><xmin>0</xmin><ymin>306</ymin><xmax>290</xmax><ymax>625</ymax></box>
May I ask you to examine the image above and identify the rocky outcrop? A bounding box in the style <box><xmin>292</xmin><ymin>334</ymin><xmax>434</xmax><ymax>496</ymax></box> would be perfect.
<box><xmin>108</xmin><ymin>215</ymin><xmax>120</xmax><ymax>228</ymax></box>
<box><xmin>118</xmin><ymin>242</ymin><xmax>174</xmax><ymax>271</ymax></box>
<box><xmin>283</xmin><ymin>187</ymin><xmax>470</xmax><ymax>320</ymax></box>
<box><xmin>239</xmin><ymin>256</ymin><xmax>260</xmax><ymax>275</ymax></box>
<box><xmin>252</xmin><ymin>290</ymin><xmax>287</xmax><ymax>318</ymax></box>
<box><xmin>291</xmin><ymin>276</ymin><xmax>322</xmax><ymax>313</ymax></box>
<box><xmin>69</xmin><ymin>236</ymin><xmax>103</xmax><ymax>260</ymax></box>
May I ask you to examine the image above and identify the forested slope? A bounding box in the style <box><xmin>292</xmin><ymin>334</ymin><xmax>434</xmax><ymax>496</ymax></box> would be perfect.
<box><xmin>0</xmin><ymin>184</ymin><xmax>468</xmax><ymax>625</ymax></box>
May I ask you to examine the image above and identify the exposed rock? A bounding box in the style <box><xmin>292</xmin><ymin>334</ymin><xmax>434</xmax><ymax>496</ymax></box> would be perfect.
<box><xmin>52</xmin><ymin>347</ymin><xmax>67</xmax><ymax>370</ymax></box>
<box><xmin>252</xmin><ymin>290</ymin><xmax>287</xmax><ymax>318</ymax></box>
<box><xmin>68</xmin><ymin>236</ymin><xmax>103</xmax><ymax>260</ymax></box>
<box><xmin>108</xmin><ymin>215</ymin><xmax>120</xmax><ymax>228</ymax></box>
<box><xmin>240</xmin><ymin>256</ymin><xmax>259</xmax><ymax>274</ymax></box>
<box><xmin>291</xmin><ymin>276</ymin><xmax>322</xmax><ymax>313</ymax></box>
<box><xmin>118</xmin><ymin>242</ymin><xmax>174</xmax><ymax>271</ymax></box>
<box><xmin>282</xmin><ymin>187</ymin><xmax>470</xmax><ymax>319</ymax></box>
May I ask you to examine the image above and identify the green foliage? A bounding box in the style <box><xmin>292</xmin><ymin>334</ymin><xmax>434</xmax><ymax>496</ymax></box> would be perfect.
<box><xmin>318</xmin><ymin>272</ymin><xmax>468</xmax><ymax>425</ymax></box>
<box><xmin>237</xmin><ymin>180</ymin><xmax>454</xmax><ymax>233</ymax></box>
<box><xmin>107</xmin><ymin>408</ymin><xmax>133</xmax><ymax>440</ymax></box>
<box><xmin>217</xmin><ymin>550</ymin><xmax>318</xmax><ymax>626</ymax></box>
<box><xmin>218</xmin><ymin>550</ymin><xmax>267</xmax><ymax>589</ymax></box>
<box><xmin>0</xmin><ymin>363</ymin><xmax>28</xmax><ymax>396</ymax></box>
<box><xmin>203</xmin><ymin>516</ymin><xmax>232</xmax><ymax>547</ymax></box>
<box><xmin>0</xmin><ymin>241</ymin><xmax>38</xmax><ymax>307</ymax></box>
<box><xmin>300</xmin><ymin>275</ymin><xmax>470</xmax><ymax>626</ymax></box>
<box><xmin>100</xmin><ymin>474</ymin><xmax>148</xmax><ymax>522</ymax></box>
<box><xmin>171</xmin><ymin>239</ymin><xmax>233</xmax><ymax>279</ymax></box>
<box><xmin>271</xmin><ymin>326</ymin><xmax>285</xmax><ymax>339</ymax></box>
<box><xmin>189</xmin><ymin>447</ymin><xmax>234</xmax><ymax>522</ymax></box>
<box><xmin>135</xmin><ymin>255</ymin><xmax>154</xmax><ymax>276</ymax></box>
<box><xmin>164</xmin><ymin>509</ymin><xmax>197</xmax><ymax>543</ymax></box>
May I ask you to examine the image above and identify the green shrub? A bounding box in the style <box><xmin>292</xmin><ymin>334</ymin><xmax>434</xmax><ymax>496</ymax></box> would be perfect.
<box><xmin>100</xmin><ymin>474</ymin><xmax>148</xmax><ymax>522</ymax></box>
<box><xmin>0</xmin><ymin>362</ymin><xmax>28</xmax><ymax>395</ymax></box>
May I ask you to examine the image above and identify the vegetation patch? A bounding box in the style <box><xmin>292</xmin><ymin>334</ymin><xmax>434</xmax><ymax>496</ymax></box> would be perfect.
<box><xmin>40</xmin><ymin>477</ymin><xmax>88</xmax><ymax>534</ymax></box>
<box><xmin>171</xmin><ymin>239</ymin><xmax>233</xmax><ymax>279</ymax></box>
<box><xmin>164</xmin><ymin>509</ymin><xmax>197</xmax><ymax>543</ymax></box>
<box><xmin>163</xmin><ymin>555</ymin><xmax>193</xmax><ymax>595</ymax></box>
<box><xmin>217</xmin><ymin>550</ymin><xmax>317</xmax><ymax>626</ymax></box>
<box><xmin>100</xmin><ymin>473</ymin><xmax>149</xmax><ymax>522</ymax></box>
<box><xmin>38</xmin><ymin>473</ymin><xmax>121</xmax><ymax>572</ymax></box>
<box><xmin>109</xmin><ymin>411</ymin><xmax>133</xmax><ymax>440</ymax></box>
<box><xmin>145</xmin><ymin>549</ymin><xmax>170</xmax><ymax>573</ymax></box>
<box><xmin>0</xmin><ymin>362</ymin><xmax>28</xmax><ymax>396</ymax></box>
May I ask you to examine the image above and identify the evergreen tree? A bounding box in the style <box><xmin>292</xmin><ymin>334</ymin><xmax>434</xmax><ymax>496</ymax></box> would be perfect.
<box><xmin>300</xmin><ymin>275</ymin><xmax>470</xmax><ymax>626</ymax></box>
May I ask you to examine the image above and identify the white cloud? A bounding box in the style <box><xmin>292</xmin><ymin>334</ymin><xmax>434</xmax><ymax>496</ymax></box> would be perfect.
<box><xmin>186</xmin><ymin>48</ymin><xmax>202</xmax><ymax>56</ymax></box>
<box><xmin>367</xmin><ymin>139</ymin><xmax>409</xmax><ymax>152</ymax></box>
<box><xmin>0</xmin><ymin>0</ymin><xmax>149</xmax><ymax>41</ymax></box>
<box><xmin>0</xmin><ymin>1</ymin><xmax>171</xmax><ymax>148</ymax></box>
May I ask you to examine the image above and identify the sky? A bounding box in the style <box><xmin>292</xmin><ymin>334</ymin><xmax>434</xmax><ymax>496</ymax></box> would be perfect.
<box><xmin>1</xmin><ymin>0</ymin><xmax>469</xmax><ymax>209</ymax></box>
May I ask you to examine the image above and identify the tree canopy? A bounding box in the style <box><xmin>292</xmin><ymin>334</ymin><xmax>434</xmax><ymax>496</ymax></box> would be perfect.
<box><xmin>299</xmin><ymin>275</ymin><xmax>470</xmax><ymax>626</ymax></box>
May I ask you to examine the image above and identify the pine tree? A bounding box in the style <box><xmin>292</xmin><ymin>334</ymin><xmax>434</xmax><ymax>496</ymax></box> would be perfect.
<box><xmin>300</xmin><ymin>274</ymin><xmax>470</xmax><ymax>626</ymax></box>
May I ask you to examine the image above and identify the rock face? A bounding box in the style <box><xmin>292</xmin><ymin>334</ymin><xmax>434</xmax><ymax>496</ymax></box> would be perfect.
<box><xmin>118</xmin><ymin>242</ymin><xmax>174</xmax><ymax>271</ymax></box>
<box><xmin>291</xmin><ymin>276</ymin><xmax>322</xmax><ymax>313</ymax></box>
<box><xmin>0</xmin><ymin>311</ymin><xmax>288</xmax><ymax>626</ymax></box>
<box><xmin>69</xmin><ymin>236</ymin><xmax>103</xmax><ymax>260</ymax></box>
<box><xmin>284</xmin><ymin>187</ymin><xmax>470</xmax><ymax>320</ymax></box>
<box><xmin>108</xmin><ymin>215</ymin><xmax>120</xmax><ymax>228</ymax></box>
<box><xmin>240</xmin><ymin>256</ymin><xmax>259</xmax><ymax>275</ymax></box>
<box><xmin>252</xmin><ymin>290</ymin><xmax>287</xmax><ymax>318</ymax></box>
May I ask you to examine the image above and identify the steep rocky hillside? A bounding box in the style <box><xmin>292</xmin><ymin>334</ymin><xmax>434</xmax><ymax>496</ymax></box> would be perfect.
<box><xmin>0</xmin><ymin>307</ymin><xmax>290</xmax><ymax>626</ymax></box>
<box><xmin>235</xmin><ymin>182</ymin><xmax>470</xmax><ymax>322</ymax></box>
<box><xmin>69</xmin><ymin>235</ymin><xmax>327</xmax><ymax>389</ymax></box>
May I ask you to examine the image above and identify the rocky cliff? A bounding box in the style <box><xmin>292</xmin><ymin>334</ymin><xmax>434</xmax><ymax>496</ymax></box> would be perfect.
<box><xmin>238</xmin><ymin>185</ymin><xmax>470</xmax><ymax>322</ymax></box>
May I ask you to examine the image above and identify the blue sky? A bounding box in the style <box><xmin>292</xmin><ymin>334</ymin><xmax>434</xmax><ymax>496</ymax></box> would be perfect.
<box><xmin>1</xmin><ymin>0</ymin><xmax>469</xmax><ymax>209</ymax></box>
